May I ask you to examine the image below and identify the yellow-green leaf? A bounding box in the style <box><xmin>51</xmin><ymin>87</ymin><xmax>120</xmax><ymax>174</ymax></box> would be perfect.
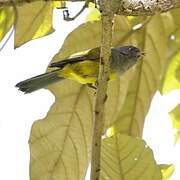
<box><xmin>160</xmin><ymin>9</ymin><xmax>180</xmax><ymax>94</ymax></box>
<box><xmin>101</xmin><ymin>134</ymin><xmax>162</xmax><ymax>180</ymax></box>
<box><xmin>86</xmin><ymin>2</ymin><xmax>101</xmax><ymax>22</ymax></box>
<box><xmin>53</xmin><ymin>1</ymin><xmax>66</xmax><ymax>9</ymax></box>
<box><xmin>15</xmin><ymin>1</ymin><xmax>54</xmax><ymax>48</ymax></box>
<box><xmin>0</xmin><ymin>7</ymin><xmax>14</xmax><ymax>42</ymax></box>
<box><xmin>169</xmin><ymin>104</ymin><xmax>180</xmax><ymax>143</ymax></box>
<box><xmin>169</xmin><ymin>104</ymin><xmax>180</xmax><ymax>130</ymax></box>
<box><xmin>113</xmin><ymin>15</ymin><xmax>168</xmax><ymax>137</ymax></box>
<box><xmin>161</xmin><ymin>52</ymin><xmax>180</xmax><ymax>94</ymax></box>
<box><xmin>29</xmin><ymin>83</ymin><xmax>92</xmax><ymax>180</ymax></box>
<box><xmin>171</xmin><ymin>9</ymin><xmax>180</xmax><ymax>27</ymax></box>
<box><xmin>159</xmin><ymin>164</ymin><xmax>175</xmax><ymax>180</ymax></box>
<box><xmin>174</xmin><ymin>131</ymin><xmax>180</xmax><ymax>144</ymax></box>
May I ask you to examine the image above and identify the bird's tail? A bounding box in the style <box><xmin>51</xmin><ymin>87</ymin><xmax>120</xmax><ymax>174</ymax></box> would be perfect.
<box><xmin>15</xmin><ymin>70</ymin><xmax>64</xmax><ymax>93</ymax></box>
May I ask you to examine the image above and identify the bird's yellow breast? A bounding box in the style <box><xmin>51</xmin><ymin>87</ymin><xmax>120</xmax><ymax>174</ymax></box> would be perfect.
<box><xmin>57</xmin><ymin>60</ymin><xmax>117</xmax><ymax>84</ymax></box>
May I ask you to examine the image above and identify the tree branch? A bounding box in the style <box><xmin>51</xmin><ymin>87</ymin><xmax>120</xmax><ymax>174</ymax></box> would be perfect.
<box><xmin>90</xmin><ymin>0</ymin><xmax>113</xmax><ymax>180</ymax></box>
<box><xmin>112</xmin><ymin>0</ymin><xmax>180</xmax><ymax>16</ymax></box>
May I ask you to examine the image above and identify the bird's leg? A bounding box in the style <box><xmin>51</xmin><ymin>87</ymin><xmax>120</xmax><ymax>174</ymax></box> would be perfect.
<box><xmin>87</xmin><ymin>83</ymin><xmax>97</xmax><ymax>90</ymax></box>
<box><xmin>95</xmin><ymin>80</ymin><xmax>99</xmax><ymax>87</ymax></box>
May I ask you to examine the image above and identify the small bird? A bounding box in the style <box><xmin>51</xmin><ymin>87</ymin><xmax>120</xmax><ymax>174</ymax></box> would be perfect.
<box><xmin>15</xmin><ymin>45</ymin><xmax>144</xmax><ymax>93</ymax></box>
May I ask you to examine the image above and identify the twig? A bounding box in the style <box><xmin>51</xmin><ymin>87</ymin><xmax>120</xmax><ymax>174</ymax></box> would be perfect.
<box><xmin>90</xmin><ymin>0</ymin><xmax>113</xmax><ymax>180</ymax></box>
<box><xmin>63</xmin><ymin>1</ymin><xmax>87</xmax><ymax>21</ymax></box>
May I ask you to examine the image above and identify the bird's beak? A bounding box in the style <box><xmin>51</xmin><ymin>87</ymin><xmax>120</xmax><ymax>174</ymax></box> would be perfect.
<box><xmin>141</xmin><ymin>51</ymin><xmax>145</xmax><ymax>56</ymax></box>
<box><xmin>137</xmin><ymin>51</ymin><xmax>145</xmax><ymax>58</ymax></box>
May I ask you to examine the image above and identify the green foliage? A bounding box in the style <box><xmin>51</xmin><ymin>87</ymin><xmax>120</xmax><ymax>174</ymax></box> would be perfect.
<box><xmin>113</xmin><ymin>15</ymin><xmax>168</xmax><ymax>136</ymax></box>
<box><xmin>14</xmin><ymin>1</ymin><xmax>54</xmax><ymax>48</ymax></box>
<box><xmin>0</xmin><ymin>7</ymin><xmax>14</xmax><ymax>42</ymax></box>
<box><xmin>169</xmin><ymin>104</ymin><xmax>180</xmax><ymax>143</ymax></box>
<box><xmin>161</xmin><ymin>52</ymin><xmax>180</xmax><ymax>94</ymax></box>
<box><xmin>1</xmin><ymin>2</ymin><xmax>180</xmax><ymax>180</ymax></box>
<box><xmin>159</xmin><ymin>164</ymin><xmax>175</xmax><ymax>180</ymax></box>
<box><xmin>29</xmin><ymin>13</ymin><xmax>178</xmax><ymax>179</ymax></box>
<box><xmin>160</xmin><ymin>10</ymin><xmax>180</xmax><ymax>94</ymax></box>
<box><xmin>29</xmin><ymin>16</ymin><xmax>135</xmax><ymax>180</ymax></box>
<box><xmin>0</xmin><ymin>1</ymin><xmax>66</xmax><ymax>47</ymax></box>
<box><xmin>101</xmin><ymin>134</ymin><xmax>162</xmax><ymax>180</ymax></box>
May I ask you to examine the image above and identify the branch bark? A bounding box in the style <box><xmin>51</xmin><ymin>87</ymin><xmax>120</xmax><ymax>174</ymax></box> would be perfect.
<box><xmin>90</xmin><ymin>1</ymin><xmax>113</xmax><ymax>180</ymax></box>
<box><xmin>1</xmin><ymin>0</ymin><xmax>180</xmax><ymax>15</ymax></box>
<box><xmin>112</xmin><ymin>0</ymin><xmax>180</xmax><ymax>16</ymax></box>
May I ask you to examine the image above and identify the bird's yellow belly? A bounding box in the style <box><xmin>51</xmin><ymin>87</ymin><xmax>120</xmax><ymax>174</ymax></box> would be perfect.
<box><xmin>68</xmin><ymin>72</ymin><xmax>97</xmax><ymax>84</ymax></box>
<box><xmin>57</xmin><ymin>60</ymin><xmax>117</xmax><ymax>84</ymax></box>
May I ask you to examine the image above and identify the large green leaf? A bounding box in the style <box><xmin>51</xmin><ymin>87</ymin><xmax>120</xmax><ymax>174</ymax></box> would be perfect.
<box><xmin>161</xmin><ymin>51</ymin><xmax>180</xmax><ymax>93</ymax></box>
<box><xmin>15</xmin><ymin>1</ymin><xmax>54</xmax><ymax>48</ymax></box>
<box><xmin>112</xmin><ymin>15</ymin><xmax>168</xmax><ymax>137</ymax></box>
<box><xmin>0</xmin><ymin>7</ymin><xmax>14</xmax><ymax>42</ymax></box>
<box><xmin>29</xmin><ymin>83</ymin><xmax>92</xmax><ymax>180</ymax></box>
<box><xmin>159</xmin><ymin>164</ymin><xmax>175</xmax><ymax>180</ymax></box>
<box><xmin>29</xmin><ymin>16</ymin><xmax>138</xmax><ymax>180</ymax></box>
<box><xmin>169</xmin><ymin>104</ymin><xmax>180</xmax><ymax>143</ymax></box>
<box><xmin>160</xmin><ymin>9</ymin><xmax>180</xmax><ymax>94</ymax></box>
<box><xmin>101</xmin><ymin>134</ymin><xmax>162</xmax><ymax>180</ymax></box>
<box><xmin>86</xmin><ymin>2</ymin><xmax>101</xmax><ymax>22</ymax></box>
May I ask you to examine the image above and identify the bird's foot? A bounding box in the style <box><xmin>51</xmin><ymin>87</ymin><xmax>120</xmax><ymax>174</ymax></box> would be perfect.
<box><xmin>87</xmin><ymin>83</ymin><xmax>97</xmax><ymax>90</ymax></box>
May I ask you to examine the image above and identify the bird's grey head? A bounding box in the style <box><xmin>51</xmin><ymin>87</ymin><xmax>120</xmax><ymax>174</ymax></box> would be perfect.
<box><xmin>111</xmin><ymin>45</ymin><xmax>143</xmax><ymax>75</ymax></box>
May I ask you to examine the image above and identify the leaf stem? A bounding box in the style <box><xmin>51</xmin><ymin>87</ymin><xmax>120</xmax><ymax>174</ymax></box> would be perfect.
<box><xmin>90</xmin><ymin>1</ymin><xmax>113</xmax><ymax>180</ymax></box>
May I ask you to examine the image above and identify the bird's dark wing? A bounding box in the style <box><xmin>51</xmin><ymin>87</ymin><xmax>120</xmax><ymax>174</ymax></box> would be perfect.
<box><xmin>85</xmin><ymin>47</ymin><xmax>100</xmax><ymax>59</ymax></box>
<box><xmin>50</xmin><ymin>55</ymin><xmax>87</xmax><ymax>68</ymax></box>
<box><xmin>49</xmin><ymin>47</ymin><xmax>100</xmax><ymax>68</ymax></box>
